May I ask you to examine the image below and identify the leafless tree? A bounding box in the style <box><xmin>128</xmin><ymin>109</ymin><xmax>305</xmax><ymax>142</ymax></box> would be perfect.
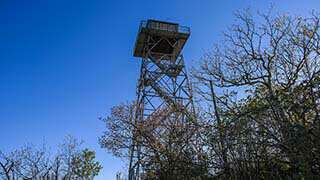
<box><xmin>100</xmin><ymin>102</ymin><xmax>208</xmax><ymax>179</ymax></box>
<box><xmin>0</xmin><ymin>136</ymin><xmax>101</xmax><ymax>180</ymax></box>
<box><xmin>193</xmin><ymin>8</ymin><xmax>320</xmax><ymax>179</ymax></box>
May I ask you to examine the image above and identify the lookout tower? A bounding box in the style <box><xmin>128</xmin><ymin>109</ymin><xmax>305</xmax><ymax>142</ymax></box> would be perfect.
<box><xmin>128</xmin><ymin>20</ymin><xmax>194</xmax><ymax>180</ymax></box>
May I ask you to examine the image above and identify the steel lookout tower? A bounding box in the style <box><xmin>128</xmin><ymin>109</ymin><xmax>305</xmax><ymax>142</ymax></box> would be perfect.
<box><xmin>129</xmin><ymin>19</ymin><xmax>194</xmax><ymax>180</ymax></box>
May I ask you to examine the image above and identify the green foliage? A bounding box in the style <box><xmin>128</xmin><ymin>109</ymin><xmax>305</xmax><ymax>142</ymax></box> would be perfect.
<box><xmin>71</xmin><ymin>149</ymin><xmax>102</xmax><ymax>180</ymax></box>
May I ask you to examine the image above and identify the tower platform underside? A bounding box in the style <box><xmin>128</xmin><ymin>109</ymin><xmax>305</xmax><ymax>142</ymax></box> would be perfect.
<box><xmin>133</xmin><ymin>20</ymin><xmax>190</xmax><ymax>61</ymax></box>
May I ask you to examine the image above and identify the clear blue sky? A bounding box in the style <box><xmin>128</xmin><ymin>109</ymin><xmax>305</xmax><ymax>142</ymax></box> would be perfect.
<box><xmin>0</xmin><ymin>0</ymin><xmax>319</xmax><ymax>179</ymax></box>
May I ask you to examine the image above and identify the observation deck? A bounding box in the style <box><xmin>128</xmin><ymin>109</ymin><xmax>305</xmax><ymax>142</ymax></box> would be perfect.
<box><xmin>133</xmin><ymin>20</ymin><xmax>190</xmax><ymax>60</ymax></box>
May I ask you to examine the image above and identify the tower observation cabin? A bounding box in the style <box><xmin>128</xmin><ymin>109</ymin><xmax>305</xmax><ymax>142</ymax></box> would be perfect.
<box><xmin>133</xmin><ymin>20</ymin><xmax>190</xmax><ymax>61</ymax></box>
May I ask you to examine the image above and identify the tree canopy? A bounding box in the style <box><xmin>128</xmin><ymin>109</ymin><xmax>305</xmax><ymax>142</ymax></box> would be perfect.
<box><xmin>0</xmin><ymin>136</ymin><xmax>102</xmax><ymax>180</ymax></box>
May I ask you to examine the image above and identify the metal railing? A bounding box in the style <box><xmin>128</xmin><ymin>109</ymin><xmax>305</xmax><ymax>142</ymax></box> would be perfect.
<box><xmin>139</xmin><ymin>20</ymin><xmax>190</xmax><ymax>34</ymax></box>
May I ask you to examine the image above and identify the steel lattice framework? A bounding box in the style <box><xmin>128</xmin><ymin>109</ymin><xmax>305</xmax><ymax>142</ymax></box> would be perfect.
<box><xmin>128</xmin><ymin>20</ymin><xmax>194</xmax><ymax>180</ymax></box>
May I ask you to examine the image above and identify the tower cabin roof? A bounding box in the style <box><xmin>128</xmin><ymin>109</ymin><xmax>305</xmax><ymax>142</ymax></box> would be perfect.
<box><xmin>133</xmin><ymin>20</ymin><xmax>190</xmax><ymax>60</ymax></box>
